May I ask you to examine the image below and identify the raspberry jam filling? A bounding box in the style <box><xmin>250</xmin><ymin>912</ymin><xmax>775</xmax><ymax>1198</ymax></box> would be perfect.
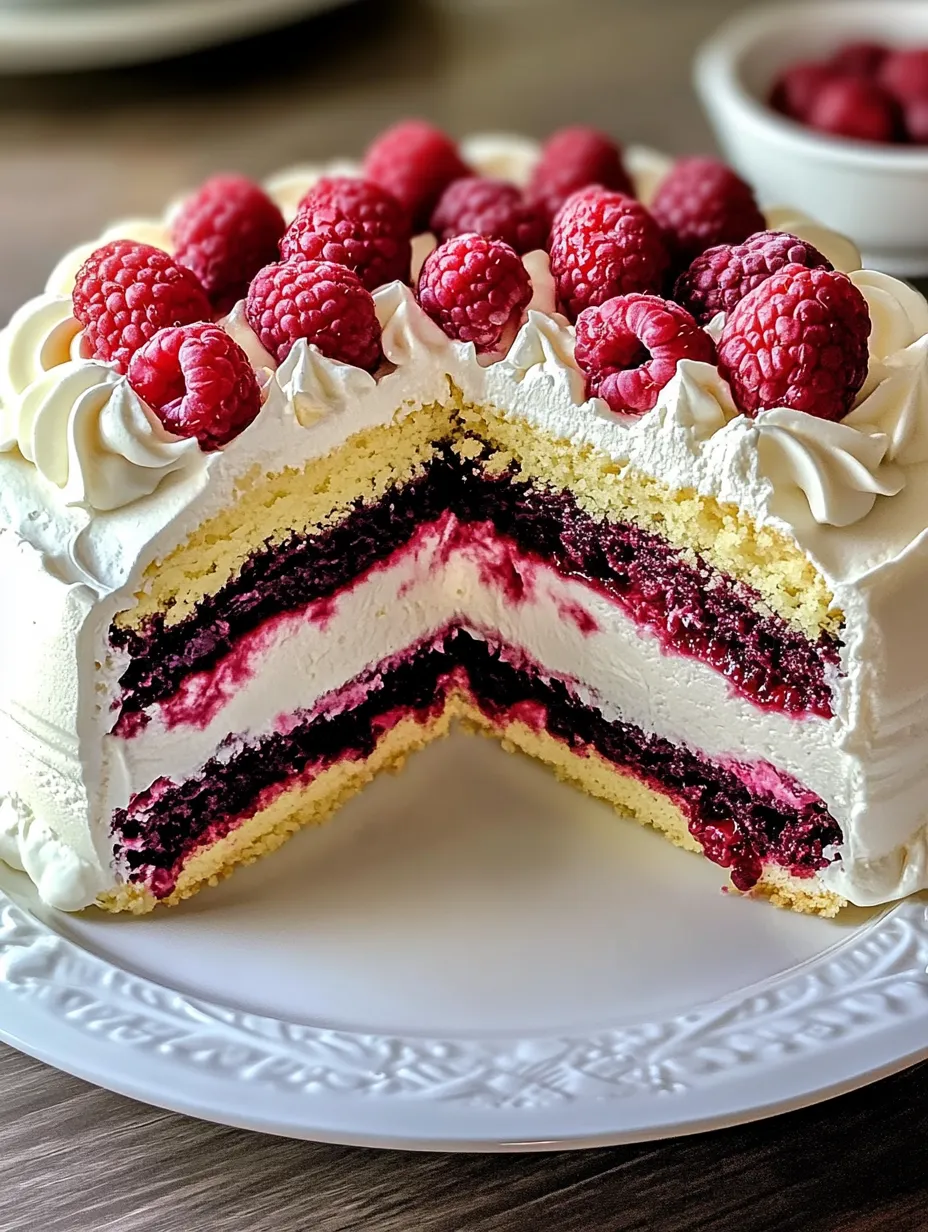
<box><xmin>112</xmin><ymin>630</ymin><xmax>840</xmax><ymax>900</ymax></box>
<box><xmin>110</xmin><ymin>450</ymin><xmax>841</xmax><ymax>724</ymax></box>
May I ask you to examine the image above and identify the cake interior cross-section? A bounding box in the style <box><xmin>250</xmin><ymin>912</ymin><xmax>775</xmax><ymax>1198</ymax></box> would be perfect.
<box><xmin>1</xmin><ymin>122</ymin><xmax>928</xmax><ymax>917</ymax></box>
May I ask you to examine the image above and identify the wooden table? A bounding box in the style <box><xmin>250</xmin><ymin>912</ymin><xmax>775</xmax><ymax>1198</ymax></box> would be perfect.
<box><xmin>1</xmin><ymin>2</ymin><xmax>926</xmax><ymax>1228</ymax></box>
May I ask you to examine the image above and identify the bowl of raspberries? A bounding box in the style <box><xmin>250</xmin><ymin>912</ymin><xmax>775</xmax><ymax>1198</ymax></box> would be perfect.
<box><xmin>696</xmin><ymin>1</ymin><xmax>928</xmax><ymax>275</ymax></box>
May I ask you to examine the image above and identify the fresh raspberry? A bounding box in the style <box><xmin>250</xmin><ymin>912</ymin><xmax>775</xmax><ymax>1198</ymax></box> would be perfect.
<box><xmin>649</xmin><ymin>158</ymin><xmax>766</xmax><ymax>268</ymax></box>
<box><xmin>717</xmin><ymin>265</ymin><xmax>871</xmax><ymax>421</ymax></box>
<box><xmin>904</xmin><ymin>96</ymin><xmax>928</xmax><ymax>142</ymax></box>
<box><xmin>807</xmin><ymin>76</ymin><xmax>900</xmax><ymax>143</ymax></box>
<box><xmin>830</xmin><ymin>42</ymin><xmax>888</xmax><ymax>77</ymax></box>
<box><xmin>575</xmin><ymin>293</ymin><xmax>716</xmax><ymax>415</ymax></box>
<box><xmin>361</xmin><ymin>120</ymin><xmax>470</xmax><ymax>231</ymax></box>
<box><xmin>170</xmin><ymin>175</ymin><xmax>286</xmax><ymax>315</ymax></box>
<box><xmin>127</xmin><ymin>323</ymin><xmax>261</xmax><ymax>450</ymax></box>
<box><xmin>429</xmin><ymin>177</ymin><xmax>547</xmax><ymax>254</ymax></box>
<box><xmin>416</xmin><ymin>233</ymin><xmax>531</xmax><ymax>351</ymax></box>
<box><xmin>526</xmin><ymin>126</ymin><xmax>634</xmax><ymax>225</ymax></box>
<box><xmin>548</xmin><ymin>187</ymin><xmax>669</xmax><ymax>322</ymax></box>
<box><xmin>280</xmin><ymin>177</ymin><xmax>412</xmax><ymax>292</ymax></box>
<box><xmin>674</xmin><ymin>230</ymin><xmax>833</xmax><ymax>325</ymax></box>
<box><xmin>72</xmin><ymin>240</ymin><xmax>211</xmax><ymax>375</ymax></box>
<box><xmin>879</xmin><ymin>48</ymin><xmax>928</xmax><ymax>103</ymax></box>
<box><xmin>245</xmin><ymin>257</ymin><xmax>381</xmax><ymax>369</ymax></box>
<box><xmin>770</xmin><ymin>61</ymin><xmax>838</xmax><ymax>121</ymax></box>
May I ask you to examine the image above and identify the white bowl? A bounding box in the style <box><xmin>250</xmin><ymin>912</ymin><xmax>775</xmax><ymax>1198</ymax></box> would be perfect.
<box><xmin>694</xmin><ymin>1</ymin><xmax>928</xmax><ymax>276</ymax></box>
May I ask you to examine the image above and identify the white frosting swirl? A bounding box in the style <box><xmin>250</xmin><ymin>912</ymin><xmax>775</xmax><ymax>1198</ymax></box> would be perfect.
<box><xmin>0</xmin><ymin>791</ymin><xmax>106</xmax><ymax>911</ymax></box>
<box><xmin>704</xmin><ymin>311</ymin><xmax>726</xmax><ymax>345</ymax></box>
<box><xmin>410</xmin><ymin>233</ymin><xmax>438</xmax><ymax>284</ymax></box>
<box><xmin>654</xmin><ymin>359</ymin><xmax>737</xmax><ymax>440</ymax></box>
<box><xmin>755</xmin><ymin>408</ymin><xmax>903</xmax><ymax>528</ymax></box>
<box><xmin>847</xmin><ymin>336</ymin><xmax>928</xmax><ymax>466</ymax></box>
<box><xmin>522</xmin><ymin>249</ymin><xmax>557</xmax><ymax>317</ymax></box>
<box><xmin>13</xmin><ymin>361</ymin><xmax>201</xmax><ymax>511</ymax></box>
<box><xmin>45</xmin><ymin>218</ymin><xmax>173</xmax><ymax>297</ymax></box>
<box><xmin>276</xmin><ymin>341</ymin><xmax>377</xmax><ymax>428</ymax></box>
<box><xmin>505</xmin><ymin>309</ymin><xmax>588</xmax><ymax>405</ymax></box>
<box><xmin>374</xmin><ymin>280</ymin><xmax>450</xmax><ymax>366</ymax></box>
<box><xmin>460</xmin><ymin>133</ymin><xmax>540</xmax><ymax>187</ymax></box>
<box><xmin>852</xmin><ymin>270</ymin><xmax>928</xmax><ymax>365</ymax></box>
<box><xmin>0</xmin><ymin>294</ymin><xmax>84</xmax><ymax>445</ymax></box>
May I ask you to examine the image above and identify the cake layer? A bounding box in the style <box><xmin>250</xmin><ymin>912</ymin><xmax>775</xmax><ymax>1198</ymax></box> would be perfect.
<box><xmin>111</xmin><ymin>630</ymin><xmax>841</xmax><ymax>906</ymax></box>
<box><xmin>110</xmin><ymin>454</ymin><xmax>840</xmax><ymax>726</ymax></box>
<box><xmin>101</xmin><ymin>709</ymin><xmax>455</xmax><ymax>915</ymax></box>
<box><xmin>467</xmin><ymin>711</ymin><xmax>844</xmax><ymax>918</ymax></box>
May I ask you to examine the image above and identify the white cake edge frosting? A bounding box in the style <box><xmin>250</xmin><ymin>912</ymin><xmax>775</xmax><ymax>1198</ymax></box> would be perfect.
<box><xmin>0</xmin><ymin>136</ymin><xmax>927</xmax><ymax>910</ymax></box>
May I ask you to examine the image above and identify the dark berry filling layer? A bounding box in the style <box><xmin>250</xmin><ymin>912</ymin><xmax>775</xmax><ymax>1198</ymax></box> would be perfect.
<box><xmin>110</xmin><ymin>450</ymin><xmax>841</xmax><ymax>724</ymax></box>
<box><xmin>113</xmin><ymin>631</ymin><xmax>841</xmax><ymax>900</ymax></box>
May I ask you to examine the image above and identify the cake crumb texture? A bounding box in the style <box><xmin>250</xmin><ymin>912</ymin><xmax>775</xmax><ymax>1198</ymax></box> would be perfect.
<box><xmin>458</xmin><ymin>703</ymin><xmax>846</xmax><ymax>917</ymax></box>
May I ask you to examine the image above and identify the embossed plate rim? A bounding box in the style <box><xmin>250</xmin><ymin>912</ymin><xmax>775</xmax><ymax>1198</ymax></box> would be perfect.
<box><xmin>0</xmin><ymin>880</ymin><xmax>926</xmax><ymax>1149</ymax></box>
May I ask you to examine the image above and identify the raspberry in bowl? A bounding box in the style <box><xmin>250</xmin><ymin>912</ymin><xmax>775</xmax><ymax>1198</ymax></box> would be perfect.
<box><xmin>695</xmin><ymin>1</ymin><xmax>928</xmax><ymax>274</ymax></box>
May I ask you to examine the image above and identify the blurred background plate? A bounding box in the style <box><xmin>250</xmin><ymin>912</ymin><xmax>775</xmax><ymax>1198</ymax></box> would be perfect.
<box><xmin>0</xmin><ymin>0</ymin><xmax>355</xmax><ymax>73</ymax></box>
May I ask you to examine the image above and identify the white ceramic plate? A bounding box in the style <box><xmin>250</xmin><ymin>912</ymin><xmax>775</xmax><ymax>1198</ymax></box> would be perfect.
<box><xmin>0</xmin><ymin>0</ymin><xmax>353</xmax><ymax>73</ymax></box>
<box><xmin>0</xmin><ymin>732</ymin><xmax>927</xmax><ymax>1150</ymax></box>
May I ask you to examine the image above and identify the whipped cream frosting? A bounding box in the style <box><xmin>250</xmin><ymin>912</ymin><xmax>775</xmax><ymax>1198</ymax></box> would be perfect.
<box><xmin>3</xmin><ymin>135</ymin><xmax>928</xmax><ymax>911</ymax></box>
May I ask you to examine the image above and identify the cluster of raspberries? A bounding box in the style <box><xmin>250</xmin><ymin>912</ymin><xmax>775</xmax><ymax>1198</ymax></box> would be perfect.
<box><xmin>70</xmin><ymin>121</ymin><xmax>872</xmax><ymax>447</ymax></box>
<box><xmin>771</xmin><ymin>41</ymin><xmax>928</xmax><ymax>145</ymax></box>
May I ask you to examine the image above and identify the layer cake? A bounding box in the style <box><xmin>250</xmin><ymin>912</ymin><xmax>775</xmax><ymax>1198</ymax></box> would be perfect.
<box><xmin>0</xmin><ymin>125</ymin><xmax>926</xmax><ymax>917</ymax></box>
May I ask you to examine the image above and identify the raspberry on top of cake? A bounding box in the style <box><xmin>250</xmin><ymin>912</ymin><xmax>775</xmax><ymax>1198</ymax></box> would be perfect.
<box><xmin>0</xmin><ymin>122</ymin><xmax>926</xmax><ymax>920</ymax></box>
